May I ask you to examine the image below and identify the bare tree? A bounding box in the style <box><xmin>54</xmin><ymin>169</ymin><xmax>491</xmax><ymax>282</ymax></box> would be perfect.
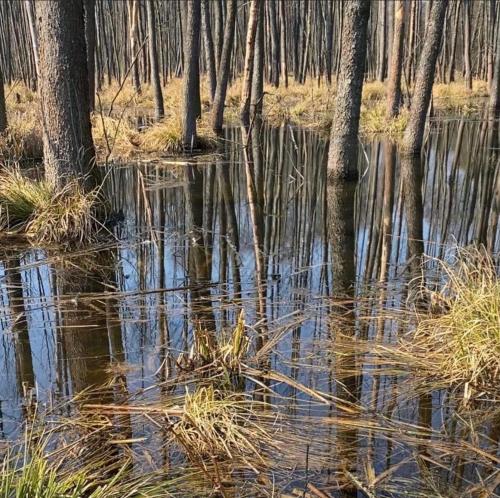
<box><xmin>128</xmin><ymin>0</ymin><xmax>141</xmax><ymax>95</ymax></box>
<box><xmin>182</xmin><ymin>0</ymin><xmax>201</xmax><ymax>148</ymax></box>
<box><xmin>327</xmin><ymin>0</ymin><xmax>370</xmax><ymax>180</ymax></box>
<box><xmin>201</xmin><ymin>0</ymin><xmax>217</xmax><ymax>103</ymax></box>
<box><xmin>386</xmin><ymin>0</ymin><xmax>405</xmax><ymax>119</ymax></box>
<box><xmin>240</xmin><ymin>0</ymin><xmax>260</xmax><ymax>127</ymax></box>
<box><xmin>146</xmin><ymin>0</ymin><xmax>164</xmax><ymax>121</ymax></box>
<box><xmin>402</xmin><ymin>0</ymin><xmax>448</xmax><ymax>156</ymax></box>
<box><xmin>211</xmin><ymin>0</ymin><xmax>237</xmax><ymax>132</ymax></box>
<box><xmin>36</xmin><ymin>0</ymin><xmax>95</xmax><ymax>188</ymax></box>
<box><xmin>0</xmin><ymin>64</ymin><xmax>6</xmax><ymax>133</ymax></box>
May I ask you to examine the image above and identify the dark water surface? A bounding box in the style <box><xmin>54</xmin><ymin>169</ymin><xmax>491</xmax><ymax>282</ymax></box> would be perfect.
<box><xmin>0</xmin><ymin>119</ymin><xmax>499</xmax><ymax>496</ymax></box>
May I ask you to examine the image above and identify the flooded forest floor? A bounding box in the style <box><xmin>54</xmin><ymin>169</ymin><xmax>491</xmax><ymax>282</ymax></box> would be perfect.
<box><xmin>0</xmin><ymin>83</ymin><xmax>499</xmax><ymax>497</ymax></box>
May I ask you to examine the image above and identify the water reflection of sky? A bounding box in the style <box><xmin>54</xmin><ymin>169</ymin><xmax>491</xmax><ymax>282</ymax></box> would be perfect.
<box><xmin>0</xmin><ymin>119</ymin><xmax>498</xmax><ymax>445</ymax></box>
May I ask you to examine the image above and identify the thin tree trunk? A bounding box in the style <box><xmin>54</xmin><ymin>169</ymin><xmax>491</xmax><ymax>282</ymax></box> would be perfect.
<box><xmin>377</xmin><ymin>0</ymin><xmax>387</xmax><ymax>81</ymax></box>
<box><xmin>401</xmin><ymin>0</ymin><xmax>448</xmax><ymax>156</ymax></box>
<box><xmin>250</xmin><ymin>0</ymin><xmax>264</xmax><ymax>118</ymax></box>
<box><xmin>201</xmin><ymin>0</ymin><xmax>217</xmax><ymax>103</ymax></box>
<box><xmin>36</xmin><ymin>0</ymin><xmax>95</xmax><ymax>188</ymax></box>
<box><xmin>464</xmin><ymin>0</ymin><xmax>472</xmax><ymax>90</ymax></box>
<box><xmin>211</xmin><ymin>0</ymin><xmax>236</xmax><ymax>131</ymax></box>
<box><xmin>386</xmin><ymin>0</ymin><xmax>405</xmax><ymax>119</ymax></box>
<box><xmin>146</xmin><ymin>0</ymin><xmax>164</xmax><ymax>121</ymax></box>
<box><xmin>24</xmin><ymin>0</ymin><xmax>39</xmax><ymax>77</ymax></box>
<box><xmin>327</xmin><ymin>0</ymin><xmax>370</xmax><ymax>180</ymax></box>
<box><xmin>447</xmin><ymin>1</ymin><xmax>460</xmax><ymax>82</ymax></box>
<box><xmin>182</xmin><ymin>0</ymin><xmax>201</xmax><ymax>148</ymax></box>
<box><xmin>268</xmin><ymin>0</ymin><xmax>280</xmax><ymax>87</ymax></box>
<box><xmin>0</xmin><ymin>65</ymin><xmax>7</xmax><ymax>133</ymax></box>
<box><xmin>279</xmin><ymin>0</ymin><xmax>288</xmax><ymax>87</ymax></box>
<box><xmin>240</xmin><ymin>0</ymin><xmax>260</xmax><ymax>127</ymax></box>
<box><xmin>128</xmin><ymin>0</ymin><xmax>141</xmax><ymax>95</ymax></box>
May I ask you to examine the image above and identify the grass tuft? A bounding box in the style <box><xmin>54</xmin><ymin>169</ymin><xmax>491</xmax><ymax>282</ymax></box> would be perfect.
<box><xmin>0</xmin><ymin>165</ymin><xmax>103</xmax><ymax>244</ymax></box>
<box><xmin>410</xmin><ymin>247</ymin><xmax>500</xmax><ymax>394</ymax></box>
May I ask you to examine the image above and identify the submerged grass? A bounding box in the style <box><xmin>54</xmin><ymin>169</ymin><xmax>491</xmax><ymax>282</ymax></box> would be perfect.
<box><xmin>0</xmin><ymin>165</ymin><xmax>103</xmax><ymax>244</ymax></box>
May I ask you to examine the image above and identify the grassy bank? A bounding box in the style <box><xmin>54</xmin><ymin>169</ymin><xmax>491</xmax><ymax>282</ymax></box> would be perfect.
<box><xmin>1</xmin><ymin>77</ymin><xmax>490</xmax><ymax>161</ymax></box>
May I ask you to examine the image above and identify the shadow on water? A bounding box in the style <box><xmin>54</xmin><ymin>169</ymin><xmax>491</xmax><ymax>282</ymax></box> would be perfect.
<box><xmin>0</xmin><ymin>117</ymin><xmax>499</xmax><ymax>496</ymax></box>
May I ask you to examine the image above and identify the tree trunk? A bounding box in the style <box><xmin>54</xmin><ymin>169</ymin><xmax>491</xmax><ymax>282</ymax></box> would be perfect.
<box><xmin>447</xmin><ymin>1</ymin><xmax>460</xmax><ymax>83</ymax></box>
<box><xmin>250</xmin><ymin>0</ymin><xmax>264</xmax><ymax>118</ymax></box>
<box><xmin>182</xmin><ymin>0</ymin><xmax>202</xmax><ymax>148</ymax></box>
<box><xmin>464</xmin><ymin>0</ymin><xmax>472</xmax><ymax>91</ymax></box>
<box><xmin>401</xmin><ymin>0</ymin><xmax>448</xmax><ymax>156</ymax></box>
<box><xmin>24</xmin><ymin>0</ymin><xmax>40</xmax><ymax>78</ymax></box>
<box><xmin>201</xmin><ymin>0</ymin><xmax>217</xmax><ymax>103</ymax></box>
<box><xmin>279</xmin><ymin>0</ymin><xmax>288</xmax><ymax>87</ymax></box>
<box><xmin>84</xmin><ymin>0</ymin><xmax>96</xmax><ymax>112</ymax></box>
<box><xmin>128</xmin><ymin>0</ymin><xmax>141</xmax><ymax>95</ymax></box>
<box><xmin>377</xmin><ymin>0</ymin><xmax>387</xmax><ymax>81</ymax></box>
<box><xmin>489</xmin><ymin>22</ymin><xmax>500</xmax><ymax>119</ymax></box>
<box><xmin>240</xmin><ymin>0</ymin><xmax>260</xmax><ymax>127</ymax></box>
<box><xmin>327</xmin><ymin>0</ymin><xmax>370</xmax><ymax>181</ymax></box>
<box><xmin>0</xmin><ymin>65</ymin><xmax>7</xmax><ymax>133</ymax></box>
<box><xmin>386</xmin><ymin>0</ymin><xmax>405</xmax><ymax>119</ymax></box>
<box><xmin>211</xmin><ymin>0</ymin><xmax>236</xmax><ymax>132</ymax></box>
<box><xmin>268</xmin><ymin>0</ymin><xmax>280</xmax><ymax>87</ymax></box>
<box><xmin>36</xmin><ymin>0</ymin><xmax>95</xmax><ymax>188</ymax></box>
<box><xmin>146</xmin><ymin>0</ymin><xmax>164</xmax><ymax>121</ymax></box>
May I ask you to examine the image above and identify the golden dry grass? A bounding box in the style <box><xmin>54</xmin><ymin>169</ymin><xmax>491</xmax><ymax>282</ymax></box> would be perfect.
<box><xmin>0</xmin><ymin>165</ymin><xmax>102</xmax><ymax>244</ymax></box>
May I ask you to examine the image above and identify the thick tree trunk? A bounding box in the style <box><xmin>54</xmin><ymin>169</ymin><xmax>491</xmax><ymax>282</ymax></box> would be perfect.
<box><xmin>401</xmin><ymin>0</ymin><xmax>448</xmax><ymax>156</ymax></box>
<box><xmin>240</xmin><ymin>0</ymin><xmax>260</xmax><ymax>127</ymax></box>
<box><xmin>211</xmin><ymin>0</ymin><xmax>236</xmax><ymax>132</ymax></box>
<box><xmin>84</xmin><ymin>0</ymin><xmax>96</xmax><ymax>112</ymax></box>
<box><xmin>327</xmin><ymin>0</ymin><xmax>370</xmax><ymax>181</ymax></box>
<box><xmin>386</xmin><ymin>0</ymin><xmax>405</xmax><ymax>119</ymax></box>
<box><xmin>0</xmin><ymin>65</ymin><xmax>7</xmax><ymax>133</ymax></box>
<box><xmin>201</xmin><ymin>0</ymin><xmax>217</xmax><ymax>103</ymax></box>
<box><xmin>182</xmin><ymin>0</ymin><xmax>202</xmax><ymax>148</ymax></box>
<box><xmin>489</xmin><ymin>21</ymin><xmax>500</xmax><ymax>119</ymax></box>
<box><xmin>36</xmin><ymin>0</ymin><xmax>95</xmax><ymax>188</ymax></box>
<box><xmin>146</xmin><ymin>0</ymin><xmax>164</xmax><ymax>121</ymax></box>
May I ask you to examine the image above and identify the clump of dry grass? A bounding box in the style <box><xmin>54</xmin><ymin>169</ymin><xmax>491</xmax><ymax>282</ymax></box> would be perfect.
<box><xmin>362</xmin><ymin>80</ymin><xmax>386</xmax><ymax>101</ymax></box>
<box><xmin>433</xmin><ymin>79</ymin><xmax>489</xmax><ymax>113</ymax></box>
<box><xmin>173</xmin><ymin>385</ymin><xmax>274</xmax><ymax>463</ymax></box>
<box><xmin>0</xmin><ymin>165</ymin><xmax>102</xmax><ymax>244</ymax></box>
<box><xmin>0</xmin><ymin>109</ymin><xmax>43</xmax><ymax>161</ymax></box>
<box><xmin>360</xmin><ymin>103</ymin><xmax>409</xmax><ymax>136</ymax></box>
<box><xmin>409</xmin><ymin>247</ymin><xmax>500</xmax><ymax>395</ymax></box>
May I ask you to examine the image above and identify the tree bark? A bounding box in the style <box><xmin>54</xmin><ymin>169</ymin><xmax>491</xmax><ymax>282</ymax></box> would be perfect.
<box><xmin>377</xmin><ymin>0</ymin><xmax>387</xmax><ymax>81</ymax></box>
<box><xmin>489</xmin><ymin>21</ymin><xmax>500</xmax><ymax>119</ymax></box>
<box><xmin>327</xmin><ymin>0</ymin><xmax>370</xmax><ymax>181</ymax></box>
<box><xmin>211</xmin><ymin>0</ymin><xmax>236</xmax><ymax>132</ymax></box>
<box><xmin>146</xmin><ymin>0</ymin><xmax>164</xmax><ymax>121</ymax></box>
<box><xmin>250</xmin><ymin>0</ymin><xmax>264</xmax><ymax>118</ymax></box>
<box><xmin>240</xmin><ymin>0</ymin><xmax>260</xmax><ymax>127</ymax></box>
<box><xmin>36</xmin><ymin>0</ymin><xmax>95</xmax><ymax>188</ymax></box>
<box><xmin>84</xmin><ymin>0</ymin><xmax>96</xmax><ymax>112</ymax></box>
<box><xmin>182</xmin><ymin>0</ymin><xmax>202</xmax><ymax>148</ymax></box>
<box><xmin>386</xmin><ymin>0</ymin><xmax>405</xmax><ymax>119</ymax></box>
<box><xmin>401</xmin><ymin>0</ymin><xmax>448</xmax><ymax>156</ymax></box>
